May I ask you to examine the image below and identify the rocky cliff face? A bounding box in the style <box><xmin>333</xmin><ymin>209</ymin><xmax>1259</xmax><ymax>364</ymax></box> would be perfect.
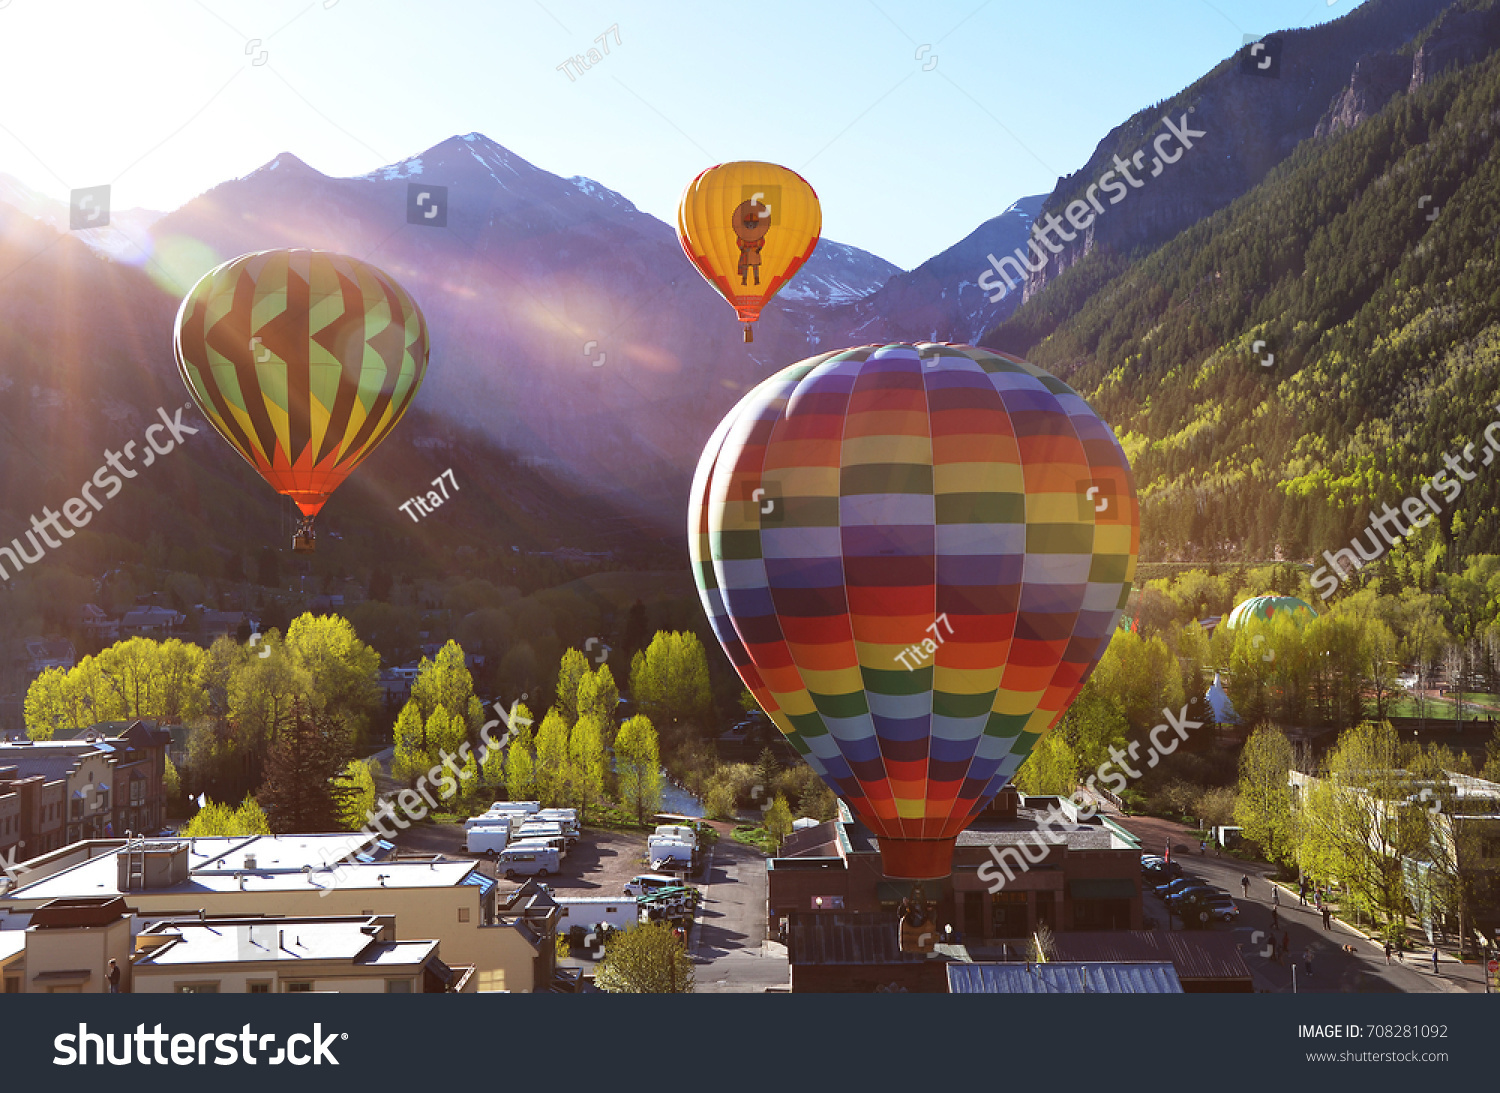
<box><xmin>1317</xmin><ymin>52</ymin><xmax>1413</xmax><ymax>137</ymax></box>
<box><xmin>1318</xmin><ymin>4</ymin><xmax>1500</xmax><ymax>138</ymax></box>
<box><xmin>1017</xmin><ymin>0</ymin><xmax>1453</xmax><ymax>304</ymax></box>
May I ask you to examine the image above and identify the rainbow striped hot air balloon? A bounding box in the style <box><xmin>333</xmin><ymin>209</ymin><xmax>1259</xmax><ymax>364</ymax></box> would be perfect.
<box><xmin>690</xmin><ymin>343</ymin><xmax>1139</xmax><ymax>879</ymax></box>
<box><xmin>174</xmin><ymin>249</ymin><xmax>429</xmax><ymax>551</ymax></box>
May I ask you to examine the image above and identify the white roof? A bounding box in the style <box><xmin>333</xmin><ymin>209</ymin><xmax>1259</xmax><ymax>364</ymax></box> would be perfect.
<box><xmin>135</xmin><ymin>920</ymin><xmax>435</xmax><ymax>968</ymax></box>
<box><xmin>2</xmin><ymin>834</ymin><xmax>477</xmax><ymax>902</ymax></box>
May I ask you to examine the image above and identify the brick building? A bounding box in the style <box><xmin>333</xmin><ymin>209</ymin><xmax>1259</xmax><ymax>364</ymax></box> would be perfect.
<box><xmin>767</xmin><ymin>788</ymin><xmax>1143</xmax><ymax>946</ymax></box>
<box><xmin>0</xmin><ymin>720</ymin><xmax>169</xmax><ymax>862</ymax></box>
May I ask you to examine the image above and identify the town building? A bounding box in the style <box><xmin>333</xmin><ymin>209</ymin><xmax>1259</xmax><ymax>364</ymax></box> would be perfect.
<box><xmin>23</xmin><ymin>639</ymin><xmax>76</xmax><ymax>676</ymax></box>
<box><xmin>767</xmin><ymin>789</ymin><xmax>1143</xmax><ymax>946</ymax></box>
<box><xmin>0</xmin><ymin>834</ymin><xmax>557</xmax><ymax>992</ymax></box>
<box><xmin>131</xmin><ymin>913</ymin><xmax>473</xmax><ymax>994</ymax></box>
<box><xmin>0</xmin><ymin>720</ymin><xmax>169</xmax><ymax>856</ymax></box>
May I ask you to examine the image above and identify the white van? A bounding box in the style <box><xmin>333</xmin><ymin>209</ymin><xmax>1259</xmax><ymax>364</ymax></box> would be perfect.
<box><xmin>466</xmin><ymin>825</ymin><xmax>509</xmax><ymax>855</ymax></box>
<box><xmin>555</xmin><ymin>897</ymin><xmax>641</xmax><ymax>932</ymax></box>
<box><xmin>464</xmin><ymin>814</ymin><xmax>512</xmax><ymax>831</ymax></box>
<box><xmin>489</xmin><ymin>801</ymin><xmax>541</xmax><ymax>815</ymax></box>
<box><xmin>624</xmin><ymin>873</ymin><xmax>683</xmax><ymax>898</ymax></box>
<box><xmin>497</xmin><ymin>845</ymin><xmax>559</xmax><ymax>878</ymax></box>
<box><xmin>509</xmin><ymin>834</ymin><xmax>567</xmax><ymax>858</ymax></box>
<box><xmin>516</xmin><ymin>821</ymin><xmax>572</xmax><ymax>851</ymax></box>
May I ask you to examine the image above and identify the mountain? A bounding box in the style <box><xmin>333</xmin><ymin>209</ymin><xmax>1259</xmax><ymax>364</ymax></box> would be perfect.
<box><xmin>143</xmin><ymin>135</ymin><xmax>902</xmax><ymax>514</ymax></box>
<box><xmin>981</xmin><ymin>0</ymin><xmax>1500</xmax><ymax>567</ymax></box>
<box><xmin>810</xmin><ymin>196</ymin><xmax>1046</xmax><ymax>347</ymax></box>
<box><xmin>1003</xmin><ymin>0</ymin><xmax>1455</xmax><ymax>307</ymax></box>
<box><xmin>0</xmin><ymin>173</ymin><xmax>163</xmax><ymax>266</ymax></box>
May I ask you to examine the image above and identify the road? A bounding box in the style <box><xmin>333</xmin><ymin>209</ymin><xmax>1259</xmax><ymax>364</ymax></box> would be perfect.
<box><xmin>1124</xmin><ymin>815</ymin><xmax>1485</xmax><ymax>993</ymax></box>
<box><xmin>691</xmin><ymin>838</ymin><xmax>789</xmax><ymax>993</ymax></box>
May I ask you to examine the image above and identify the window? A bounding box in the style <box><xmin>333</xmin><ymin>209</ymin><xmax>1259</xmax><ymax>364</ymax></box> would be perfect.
<box><xmin>4</xmin><ymin>977</ymin><xmax>19</xmax><ymax>994</ymax></box>
<box><xmin>458</xmin><ymin>907</ymin><xmax>470</xmax><ymax>923</ymax></box>
<box><xmin>247</xmin><ymin>982</ymin><xmax>271</xmax><ymax>994</ymax></box>
<box><xmin>176</xmin><ymin>983</ymin><xmax>219</xmax><ymax>994</ymax></box>
<box><xmin>385</xmin><ymin>979</ymin><xmax>412</xmax><ymax>993</ymax></box>
<box><xmin>130</xmin><ymin>780</ymin><xmax>145</xmax><ymax>805</ymax></box>
<box><xmin>284</xmin><ymin>982</ymin><xmax>313</xmax><ymax>993</ymax></box>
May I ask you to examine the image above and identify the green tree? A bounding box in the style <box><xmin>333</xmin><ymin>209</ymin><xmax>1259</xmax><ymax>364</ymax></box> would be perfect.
<box><xmin>1235</xmin><ymin>726</ymin><xmax>1298</xmax><ymax>863</ymax></box>
<box><xmin>337</xmin><ymin>758</ymin><xmax>378</xmax><ymax>830</ymax></box>
<box><xmin>257</xmin><ymin>702</ymin><xmax>355</xmax><ymax>834</ymax></box>
<box><xmin>391</xmin><ymin>702</ymin><xmax>430</xmax><ymax>786</ymax></box>
<box><xmin>555</xmin><ymin>647</ymin><xmax>591</xmax><ymax>725</ymax></box>
<box><xmin>569</xmin><ymin>714</ymin><xmax>608</xmax><ymax>818</ymax></box>
<box><xmin>283</xmin><ymin>614</ymin><xmax>381</xmax><ymax>741</ymax></box>
<box><xmin>576</xmin><ymin>664</ymin><xmax>619</xmax><ymax>735</ymax></box>
<box><xmin>410</xmin><ymin>640</ymin><xmax>478</xmax><ymax>731</ymax></box>
<box><xmin>180</xmin><ymin>794</ymin><xmax>271</xmax><ymax>837</ymax></box>
<box><xmin>765</xmin><ymin>794</ymin><xmax>794</xmax><ymax>850</ymax></box>
<box><xmin>425</xmin><ymin>706</ymin><xmax>467</xmax><ymax>760</ymax></box>
<box><xmin>615</xmin><ymin>715</ymin><xmax>662</xmax><ymax>822</ymax></box>
<box><xmin>630</xmin><ymin>631</ymin><xmax>713</xmax><ymax>737</ymax></box>
<box><xmin>164</xmin><ymin>755</ymin><xmax>183</xmax><ymax>813</ymax></box>
<box><xmin>534</xmin><ymin>708</ymin><xmax>572</xmax><ymax>807</ymax></box>
<box><xmin>505</xmin><ymin>716</ymin><xmax>537</xmax><ymax>803</ymax></box>
<box><xmin>595</xmin><ymin>924</ymin><xmax>695</xmax><ymax>993</ymax></box>
<box><xmin>1013</xmin><ymin>730</ymin><xmax>1078</xmax><ymax>796</ymax></box>
<box><xmin>1296</xmin><ymin>721</ymin><xmax>1424</xmax><ymax>925</ymax></box>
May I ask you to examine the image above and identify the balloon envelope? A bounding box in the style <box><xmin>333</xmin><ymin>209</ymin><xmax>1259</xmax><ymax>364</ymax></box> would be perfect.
<box><xmin>677</xmin><ymin>161</ymin><xmax>820</xmax><ymax>339</ymax></box>
<box><xmin>689</xmin><ymin>343</ymin><xmax>1139</xmax><ymax>878</ymax></box>
<box><xmin>1224</xmin><ymin>595</ymin><xmax>1315</xmax><ymax>629</ymax></box>
<box><xmin>174</xmin><ymin>248</ymin><xmax>429</xmax><ymax>521</ymax></box>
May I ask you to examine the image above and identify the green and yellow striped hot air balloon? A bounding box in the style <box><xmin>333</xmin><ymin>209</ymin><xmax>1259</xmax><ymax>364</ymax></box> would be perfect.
<box><xmin>173</xmin><ymin>249</ymin><xmax>430</xmax><ymax>551</ymax></box>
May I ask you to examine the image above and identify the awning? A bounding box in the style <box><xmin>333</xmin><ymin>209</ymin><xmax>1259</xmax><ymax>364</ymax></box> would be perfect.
<box><xmin>1068</xmin><ymin>879</ymin><xmax>1136</xmax><ymax>900</ymax></box>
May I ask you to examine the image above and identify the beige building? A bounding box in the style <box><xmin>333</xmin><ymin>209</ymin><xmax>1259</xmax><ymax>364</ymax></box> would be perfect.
<box><xmin>0</xmin><ymin>834</ymin><xmax>557</xmax><ymax>992</ymax></box>
<box><xmin>132</xmin><ymin>914</ymin><xmax>473</xmax><ymax>994</ymax></box>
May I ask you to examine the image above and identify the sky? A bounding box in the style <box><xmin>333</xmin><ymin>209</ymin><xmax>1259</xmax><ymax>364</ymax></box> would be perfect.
<box><xmin>0</xmin><ymin>0</ymin><xmax>1354</xmax><ymax>269</ymax></box>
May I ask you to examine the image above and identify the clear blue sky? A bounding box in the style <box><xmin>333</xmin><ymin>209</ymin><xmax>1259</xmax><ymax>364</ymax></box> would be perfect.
<box><xmin>0</xmin><ymin>0</ymin><xmax>1352</xmax><ymax>268</ymax></box>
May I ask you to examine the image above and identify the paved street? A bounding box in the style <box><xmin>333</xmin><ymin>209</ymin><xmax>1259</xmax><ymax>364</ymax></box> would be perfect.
<box><xmin>692</xmin><ymin>838</ymin><xmax>789</xmax><ymax>993</ymax></box>
<box><xmin>1120</xmin><ymin>813</ymin><xmax>1487</xmax><ymax>994</ymax></box>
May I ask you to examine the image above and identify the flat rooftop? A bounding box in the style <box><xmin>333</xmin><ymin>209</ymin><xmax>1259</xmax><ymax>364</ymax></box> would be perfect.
<box><xmin>135</xmin><ymin>920</ymin><xmax>435</xmax><ymax>968</ymax></box>
<box><xmin>3</xmin><ymin>834</ymin><xmax>476</xmax><ymax>903</ymax></box>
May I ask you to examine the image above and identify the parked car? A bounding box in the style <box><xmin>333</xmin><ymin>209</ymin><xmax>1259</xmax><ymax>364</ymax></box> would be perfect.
<box><xmin>1143</xmin><ymin>860</ymin><xmax>1182</xmax><ymax>881</ymax></box>
<box><xmin>1155</xmin><ymin>877</ymin><xmax>1203</xmax><ymax>899</ymax></box>
<box><xmin>1186</xmin><ymin>894</ymin><xmax>1240</xmax><ymax>921</ymax></box>
<box><xmin>1165</xmin><ymin>886</ymin><xmax>1226</xmax><ymax>907</ymax></box>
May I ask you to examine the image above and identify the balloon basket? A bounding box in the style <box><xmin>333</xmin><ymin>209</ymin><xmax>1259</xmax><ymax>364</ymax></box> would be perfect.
<box><xmin>292</xmin><ymin>535</ymin><xmax>316</xmax><ymax>554</ymax></box>
<box><xmin>743</xmin><ymin>324</ymin><xmax>754</xmax><ymax>343</ymax></box>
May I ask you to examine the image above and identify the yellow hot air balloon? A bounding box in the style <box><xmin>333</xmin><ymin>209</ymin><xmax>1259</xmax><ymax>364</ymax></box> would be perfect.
<box><xmin>677</xmin><ymin>161</ymin><xmax>820</xmax><ymax>342</ymax></box>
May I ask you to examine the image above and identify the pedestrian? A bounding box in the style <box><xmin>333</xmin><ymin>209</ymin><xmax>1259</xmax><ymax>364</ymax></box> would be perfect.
<box><xmin>1384</xmin><ymin>940</ymin><xmax>1392</xmax><ymax>964</ymax></box>
<box><xmin>1431</xmin><ymin>947</ymin><xmax>1440</xmax><ymax>975</ymax></box>
<box><xmin>1304</xmin><ymin>949</ymin><xmax>1314</xmax><ymax>977</ymax></box>
<box><xmin>1397</xmin><ymin>938</ymin><xmax>1405</xmax><ymax>962</ymax></box>
<box><xmin>1322</xmin><ymin>905</ymin><xmax>1332</xmax><ymax>931</ymax></box>
<box><xmin>107</xmin><ymin>959</ymin><xmax>120</xmax><ymax>994</ymax></box>
<box><xmin>1270</xmin><ymin>906</ymin><xmax>1279</xmax><ymax>930</ymax></box>
<box><xmin>1200</xmin><ymin>840</ymin><xmax>1207</xmax><ymax>855</ymax></box>
<box><xmin>1298</xmin><ymin>878</ymin><xmax>1307</xmax><ymax>906</ymax></box>
<box><xmin>1272</xmin><ymin>886</ymin><xmax>1280</xmax><ymax>907</ymax></box>
<box><xmin>1241</xmin><ymin>874</ymin><xmax>1250</xmax><ymax>899</ymax></box>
